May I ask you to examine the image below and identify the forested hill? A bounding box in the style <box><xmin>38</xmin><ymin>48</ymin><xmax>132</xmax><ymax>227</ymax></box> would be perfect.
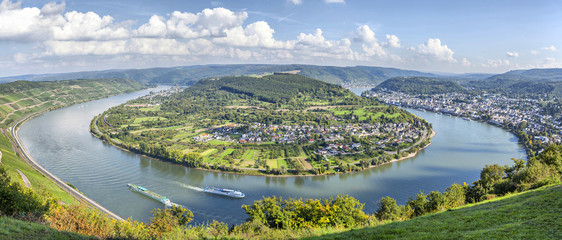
<box><xmin>185</xmin><ymin>73</ymin><xmax>351</xmax><ymax>104</ymax></box>
<box><xmin>466</xmin><ymin>68</ymin><xmax>562</xmax><ymax>98</ymax></box>
<box><xmin>486</xmin><ymin>68</ymin><xmax>562</xmax><ymax>82</ymax></box>
<box><xmin>0</xmin><ymin>64</ymin><xmax>437</xmax><ymax>86</ymax></box>
<box><xmin>373</xmin><ymin>77</ymin><xmax>467</xmax><ymax>94</ymax></box>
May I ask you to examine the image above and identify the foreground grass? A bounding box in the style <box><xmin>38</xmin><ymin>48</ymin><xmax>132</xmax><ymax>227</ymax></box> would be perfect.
<box><xmin>0</xmin><ymin>216</ymin><xmax>94</xmax><ymax>240</ymax></box>
<box><xmin>310</xmin><ymin>184</ymin><xmax>562</xmax><ymax>240</ymax></box>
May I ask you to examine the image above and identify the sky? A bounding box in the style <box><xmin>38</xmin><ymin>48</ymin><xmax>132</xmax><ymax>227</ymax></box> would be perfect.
<box><xmin>0</xmin><ymin>0</ymin><xmax>561</xmax><ymax>77</ymax></box>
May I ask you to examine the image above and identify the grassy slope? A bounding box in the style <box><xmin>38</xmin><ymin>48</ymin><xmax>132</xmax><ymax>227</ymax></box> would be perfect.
<box><xmin>0</xmin><ymin>216</ymin><xmax>94</xmax><ymax>240</ymax></box>
<box><xmin>0</xmin><ymin>79</ymin><xmax>146</xmax><ymax>203</ymax></box>
<box><xmin>0</xmin><ymin>134</ymin><xmax>75</xmax><ymax>204</ymax></box>
<box><xmin>310</xmin><ymin>184</ymin><xmax>562</xmax><ymax>240</ymax></box>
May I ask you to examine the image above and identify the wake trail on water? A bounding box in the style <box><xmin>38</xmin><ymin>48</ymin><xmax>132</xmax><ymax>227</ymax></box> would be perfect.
<box><xmin>177</xmin><ymin>183</ymin><xmax>203</xmax><ymax>192</ymax></box>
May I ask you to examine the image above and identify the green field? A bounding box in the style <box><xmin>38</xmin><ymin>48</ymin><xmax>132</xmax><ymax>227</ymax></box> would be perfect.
<box><xmin>133</xmin><ymin>116</ymin><xmax>167</xmax><ymax>123</ymax></box>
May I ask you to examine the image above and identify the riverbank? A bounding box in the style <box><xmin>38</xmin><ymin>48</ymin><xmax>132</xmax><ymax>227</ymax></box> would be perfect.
<box><xmin>1</xmin><ymin>82</ymin><xmax>150</xmax><ymax>221</ymax></box>
<box><xmin>10</xmin><ymin>107</ymin><xmax>125</xmax><ymax>221</ymax></box>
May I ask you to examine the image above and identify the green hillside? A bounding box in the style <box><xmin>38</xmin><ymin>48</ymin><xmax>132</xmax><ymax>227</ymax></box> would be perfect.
<box><xmin>465</xmin><ymin>68</ymin><xmax>562</xmax><ymax>98</ymax></box>
<box><xmin>311</xmin><ymin>184</ymin><xmax>562</xmax><ymax>240</ymax></box>
<box><xmin>374</xmin><ymin>77</ymin><xmax>466</xmax><ymax>94</ymax></box>
<box><xmin>0</xmin><ymin>78</ymin><xmax>145</xmax><ymax>127</ymax></box>
<box><xmin>0</xmin><ymin>216</ymin><xmax>94</xmax><ymax>240</ymax></box>
<box><xmin>487</xmin><ymin>68</ymin><xmax>562</xmax><ymax>82</ymax></box>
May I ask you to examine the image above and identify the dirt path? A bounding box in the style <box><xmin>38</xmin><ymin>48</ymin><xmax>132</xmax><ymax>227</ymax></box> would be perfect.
<box><xmin>304</xmin><ymin>105</ymin><xmax>356</xmax><ymax>111</ymax></box>
<box><xmin>16</xmin><ymin>169</ymin><xmax>31</xmax><ymax>188</ymax></box>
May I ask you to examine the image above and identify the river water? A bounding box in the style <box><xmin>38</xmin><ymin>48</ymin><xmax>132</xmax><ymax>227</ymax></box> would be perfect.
<box><xmin>19</xmin><ymin>87</ymin><xmax>526</xmax><ymax>224</ymax></box>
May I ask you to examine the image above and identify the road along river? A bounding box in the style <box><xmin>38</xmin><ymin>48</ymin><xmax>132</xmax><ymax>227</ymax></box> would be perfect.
<box><xmin>18</xmin><ymin>87</ymin><xmax>526</xmax><ymax>224</ymax></box>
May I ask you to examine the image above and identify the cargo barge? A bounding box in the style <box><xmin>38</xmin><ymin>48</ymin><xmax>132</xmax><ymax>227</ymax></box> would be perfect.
<box><xmin>127</xmin><ymin>183</ymin><xmax>173</xmax><ymax>207</ymax></box>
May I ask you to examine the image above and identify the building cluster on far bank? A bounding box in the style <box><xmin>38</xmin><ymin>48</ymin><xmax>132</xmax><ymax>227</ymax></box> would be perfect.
<box><xmin>194</xmin><ymin>122</ymin><xmax>424</xmax><ymax>155</ymax></box>
<box><xmin>365</xmin><ymin>90</ymin><xmax>562</xmax><ymax>147</ymax></box>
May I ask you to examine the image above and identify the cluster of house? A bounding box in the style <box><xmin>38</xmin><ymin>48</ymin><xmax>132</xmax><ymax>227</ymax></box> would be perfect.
<box><xmin>193</xmin><ymin>121</ymin><xmax>425</xmax><ymax>154</ymax></box>
<box><xmin>366</xmin><ymin>90</ymin><xmax>562</xmax><ymax>145</ymax></box>
<box><xmin>139</xmin><ymin>86</ymin><xmax>184</xmax><ymax>101</ymax></box>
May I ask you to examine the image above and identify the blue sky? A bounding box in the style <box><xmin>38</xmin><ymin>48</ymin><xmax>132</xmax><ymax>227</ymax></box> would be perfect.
<box><xmin>0</xmin><ymin>0</ymin><xmax>560</xmax><ymax>77</ymax></box>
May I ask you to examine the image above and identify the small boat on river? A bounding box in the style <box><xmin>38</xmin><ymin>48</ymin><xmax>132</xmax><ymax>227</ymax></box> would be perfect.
<box><xmin>203</xmin><ymin>187</ymin><xmax>245</xmax><ymax>198</ymax></box>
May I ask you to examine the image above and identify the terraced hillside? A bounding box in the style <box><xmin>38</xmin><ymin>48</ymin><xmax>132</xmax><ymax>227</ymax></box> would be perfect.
<box><xmin>0</xmin><ymin>79</ymin><xmax>145</xmax><ymax>127</ymax></box>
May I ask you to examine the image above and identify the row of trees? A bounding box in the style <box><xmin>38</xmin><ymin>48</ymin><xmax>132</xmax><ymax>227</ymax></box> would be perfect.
<box><xmin>375</xmin><ymin>144</ymin><xmax>561</xmax><ymax>221</ymax></box>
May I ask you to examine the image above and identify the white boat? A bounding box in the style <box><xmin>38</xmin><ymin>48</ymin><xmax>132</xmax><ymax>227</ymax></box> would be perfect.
<box><xmin>203</xmin><ymin>187</ymin><xmax>245</xmax><ymax>198</ymax></box>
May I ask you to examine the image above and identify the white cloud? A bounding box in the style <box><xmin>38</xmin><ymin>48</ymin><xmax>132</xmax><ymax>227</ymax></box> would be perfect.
<box><xmin>385</xmin><ymin>34</ymin><xmax>400</xmax><ymax>48</ymax></box>
<box><xmin>40</xmin><ymin>2</ymin><xmax>65</xmax><ymax>16</ymax></box>
<box><xmin>136</xmin><ymin>8</ymin><xmax>247</xmax><ymax>39</ymax></box>
<box><xmin>53</xmin><ymin>11</ymin><xmax>130</xmax><ymax>40</ymax></box>
<box><xmin>354</xmin><ymin>25</ymin><xmax>385</xmax><ymax>57</ymax></box>
<box><xmin>506</xmin><ymin>51</ymin><xmax>519</xmax><ymax>58</ymax></box>
<box><xmin>0</xmin><ymin>0</ymin><xmax>19</xmax><ymax>11</ymax></box>
<box><xmin>0</xmin><ymin>1</ymin><xmax>58</xmax><ymax>41</ymax></box>
<box><xmin>542</xmin><ymin>45</ymin><xmax>557</xmax><ymax>51</ymax></box>
<box><xmin>324</xmin><ymin>0</ymin><xmax>346</xmax><ymax>3</ymax></box>
<box><xmin>482</xmin><ymin>59</ymin><xmax>510</xmax><ymax>68</ymax></box>
<box><xmin>287</xmin><ymin>0</ymin><xmax>302</xmax><ymax>5</ymax></box>
<box><xmin>415</xmin><ymin>38</ymin><xmax>456</xmax><ymax>62</ymax></box>
<box><xmin>462</xmin><ymin>57</ymin><xmax>471</xmax><ymax>67</ymax></box>
<box><xmin>355</xmin><ymin>25</ymin><xmax>376</xmax><ymax>43</ymax></box>
<box><xmin>0</xmin><ymin>0</ymin><xmax>128</xmax><ymax>42</ymax></box>
<box><xmin>214</xmin><ymin>21</ymin><xmax>288</xmax><ymax>48</ymax></box>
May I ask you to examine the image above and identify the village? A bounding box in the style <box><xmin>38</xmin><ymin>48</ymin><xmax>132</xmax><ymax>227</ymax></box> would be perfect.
<box><xmin>194</xmin><ymin>121</ymin><xmax>425</xmax><ymax>156</ymax></box>
<box><xmin>365</xmin><ymin>90</ymin><xmax>562</xmax><ymax>145</ymax></box>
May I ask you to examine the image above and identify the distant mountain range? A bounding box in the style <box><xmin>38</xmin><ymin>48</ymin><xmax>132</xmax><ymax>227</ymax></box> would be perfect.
<box><xmin>371</xmin><ymin>68</ymin><xmax>562</xmax><ymax>98</ymax></box>
<box><xmin>2</xmin><ymin>65</ymin><xmax>561</xmax><ymax>98</ymax></box>
<box><xmin>0</xmin><ymin>64</ymin><xmax>439</xmax><ymax>86</ymax></box>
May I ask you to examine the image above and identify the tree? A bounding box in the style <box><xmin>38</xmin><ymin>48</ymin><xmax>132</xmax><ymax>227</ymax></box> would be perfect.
<box><xmin>376</xmin><ymin>196</ymin><xmax>401</xmax><ymax>221</ymax></box>
<box><xmin>443</xmin><ymin>183</ymin><xmax>466</xmax><ymax>208</ymax></box>
<box><xmin>149</xmin><ymin>205</ymin><xmax>193</xmax><ymax>235</ymax></box>
<box><xmin>406</xmin><ymin>191</ymin><xmax>429</xmax><ymax>217</ymax></box>
<box><xmin>479</xmin><ymin>164</ymin><xmax>506</xmax><ymax>192</ymax></box>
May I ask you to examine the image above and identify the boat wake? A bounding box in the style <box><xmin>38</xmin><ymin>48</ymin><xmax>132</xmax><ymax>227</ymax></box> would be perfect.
<box><xmin>178</xmin><ymin>183</ymin><xmax>203</xmax><ymax>192</ymax></box>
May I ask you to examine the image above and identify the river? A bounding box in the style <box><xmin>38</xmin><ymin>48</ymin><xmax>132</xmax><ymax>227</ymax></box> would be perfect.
<box><xmin>18</xmin><ymin>87</ymin><xmax>526</xmax><ymax>224</ymax></box>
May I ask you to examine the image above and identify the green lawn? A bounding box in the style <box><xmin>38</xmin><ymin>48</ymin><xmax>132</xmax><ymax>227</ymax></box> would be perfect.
<box><xmin>310</xmin><ymin>184</ymin><xmax>562</xmax><ymax>240</ymax></box>
<box><xmin>133</xmin><ymin>116</ymin><xmax>167</xmax><ymax>123</ymax></box>
<box><xmin>277</xmin><ymin>158</ymin><xmax>288</xmax><ymax>168</ymax></box>
<box><xmin>220</xmin><ymin>148</ymin><xmax>235</xmax><ymax>157</ymax></box>
<box><xmin>200</xmin><ymin>148</ymin><xmax>218</xmax><ymax>157</ymax></box>
<box><xmin>242</xmin><ymin>149</ymin><xmax>256</xmax><ymax>161</ymax></box>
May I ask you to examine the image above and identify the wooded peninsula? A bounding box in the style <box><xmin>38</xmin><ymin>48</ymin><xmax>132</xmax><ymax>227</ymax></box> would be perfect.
<box><xmin>92</xmin><ymin>73</ymin><xmax>431</xmax><ymax>175</ymax></box>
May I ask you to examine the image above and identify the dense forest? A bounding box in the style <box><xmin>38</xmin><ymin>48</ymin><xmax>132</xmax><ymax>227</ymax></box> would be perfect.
<box><xmin>374</xmin><ymin>77</ymin><xmax>467</xmax><ymax>95</ymax></box>
<box><xmin>95</xmin><ymin>74</ymin><xmax>429</xmax><ymax>175</ymax></box>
